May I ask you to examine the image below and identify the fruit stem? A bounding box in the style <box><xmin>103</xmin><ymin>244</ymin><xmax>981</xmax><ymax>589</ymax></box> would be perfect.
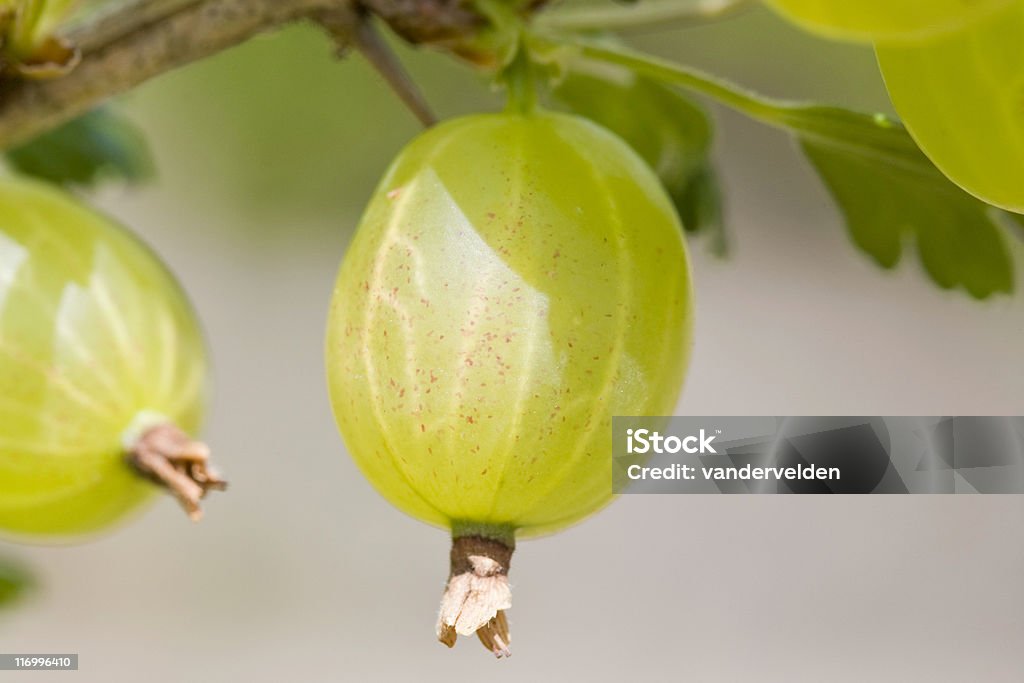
<box><xmin>450</xmin><ymin>520</ymin><xmax>516</xmax><ymax>546</ymax></box>
<box><xmin>437</xmin><ymin>534</ymin><xmax>516</xmax><ymax>658</ymax></box>
<box><xmin>502</xmin><ymin>40</ymin><xmax>538</xmax><ymax>115</ymax></box>
<box><xmin>127</xmin><ymin>423</ymin><xmax>227</xmax><ymax>522</ymax></box>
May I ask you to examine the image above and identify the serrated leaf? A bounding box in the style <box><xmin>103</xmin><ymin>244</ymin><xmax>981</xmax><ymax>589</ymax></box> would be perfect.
<box><xmin>553</xmin><ymin>69</ymin><xmax>728</xmax><ymax>255</ymax></box>
<box><xmin>802</xmin><ymin>139</ymin><xmax>1013</xmax><ymax>297</ymax></box>
<box><xmin>5</xmin><ymin>106</ymin><xmax>154</xmax><ymax>188</ymax></box>
<box><xmin>0</xmin><ymin>557</ymin><xmax>33</xmax><ymax>609</ymax></box>
<box><xmin>781</xmin><ymin>106</ymin><xmax>1014</xmax><ymax>298</ymax></box>
<box><xmin>563</xmin><ymin>38</ymin><xmax>1017</xmax><ymax>298</ymax></box>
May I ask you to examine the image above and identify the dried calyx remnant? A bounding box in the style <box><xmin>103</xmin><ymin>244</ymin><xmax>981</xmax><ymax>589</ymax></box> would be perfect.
<box><xmin>437</xmin><ymin>535</ymin><xmax>515</xmax><ymax>658</ymax></box>
<box><xmin>128</xmin><ymin>423</ymin><xmax>227</xmax><ymax>521</ymax></box>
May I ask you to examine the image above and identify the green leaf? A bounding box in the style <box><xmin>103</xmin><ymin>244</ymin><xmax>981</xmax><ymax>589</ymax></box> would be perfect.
<box><xmin>787</xmin><ymin>106</ymin><xmax>1013</xmax><ymax>298</ymax></box>
<box><xmin>801</xmin><ymin>137</ymin><xmax>1012</xmax><ymax>297</ymax></box>
<box><xmin>553</xmin><ymin>69</ymin><xmax>728</xmax><ymax>255</ymax></box>
<box><xmin>5</xmin><ymin>107</ymin><xmax>154</xmax><ymax>188</ymax></box>
<box><xmin>0</xmin><ymin>557</ymin><xmax>34</xmax><ymax>609</ymax></box>
<box><xmin>554</xmin><ymin>36</ymin><xmax>1016</xmax><ymax>298</ymax></box>
<box><xmin>676</xmin><ymin>165</ymin><xmax>727</xmax><ymax>257</ymax></box>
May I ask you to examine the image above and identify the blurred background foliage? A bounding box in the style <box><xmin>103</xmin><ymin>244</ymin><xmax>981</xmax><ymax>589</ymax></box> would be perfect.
<box><xmin>0</xmin><ymin>556</ymin><xmax>34</xmax><ymax>609</ymax></box>
<box><xmin>123</xmin><ymin>23</ymin><xmax>497</xmax><ymax>230</ymax></box>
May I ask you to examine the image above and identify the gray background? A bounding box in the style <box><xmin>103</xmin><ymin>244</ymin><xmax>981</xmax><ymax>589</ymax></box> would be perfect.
<box><xmin>2</xmin><ymin>4</ymin><xmax>1023</xmax><ymax>681</ymax></box>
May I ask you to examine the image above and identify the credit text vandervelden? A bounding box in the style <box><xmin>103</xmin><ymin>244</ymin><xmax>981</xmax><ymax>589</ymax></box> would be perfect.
<box><xmin>623</xmin><ymin>428</ymin><xmax>841</xmax><ymax>482</ymax></box>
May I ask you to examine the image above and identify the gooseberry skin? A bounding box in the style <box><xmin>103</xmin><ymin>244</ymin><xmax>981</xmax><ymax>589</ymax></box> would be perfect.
<box><xmin>326</xmin><ymin>111</ymin><xmax>693</xmax><ymax>539</ymax></box>
<box><xmin>0</xmin><ymin>176</ymin><xmax>208</xmax><ymax>538</ymax></box>
<box><xmin>767</xmin><ymin>0</ymin><xmax>1011</xmax><ymax>44</ymax></box>
<box><xmin>877</xmin><ymin>1</ymin><xmax>1024</xmax><ymax>214</ymax></box>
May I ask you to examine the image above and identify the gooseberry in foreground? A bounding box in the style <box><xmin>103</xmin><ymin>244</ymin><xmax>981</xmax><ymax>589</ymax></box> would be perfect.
<box><xmin>326</xmin><ymin>111</ymin><xmax>692</xmax><ymax>655</ymax></box>
<box><xmin>0</xmin><ymin>176</ymin><xmax>224</xmax><ymax>540</ymax></box>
